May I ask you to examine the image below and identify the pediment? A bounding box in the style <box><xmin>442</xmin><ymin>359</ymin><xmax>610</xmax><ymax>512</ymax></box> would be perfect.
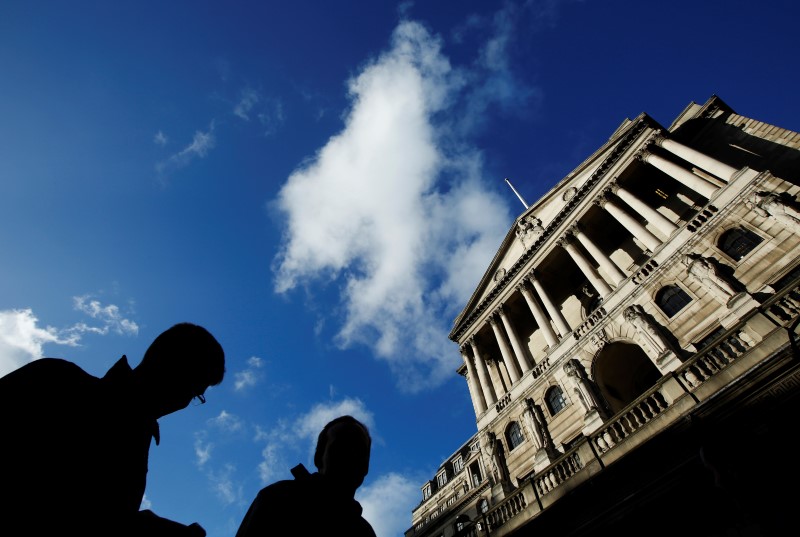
<box><xmin>450</xmin><ymin>113</ymin><xmax>653</xmax><ymax>340</ymax></box>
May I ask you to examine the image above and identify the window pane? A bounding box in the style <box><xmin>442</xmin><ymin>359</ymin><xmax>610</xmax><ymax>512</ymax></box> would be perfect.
<box><xmin>656</xmin><ymin>285</ymin><xmax>692</xmax><ymax>317</ymax></box>
<box><xmin>718</xmin><ymin>227</ymin><xmax>763</xmax><ymax>261</ymax></box>
<box><xmin>547</xmin><ymin>386</ymin><xmax>567</xmax><ymax>415</ymax></box>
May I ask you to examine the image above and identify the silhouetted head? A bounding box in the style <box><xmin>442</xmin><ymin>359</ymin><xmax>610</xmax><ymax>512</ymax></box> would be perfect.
<box><xmin>314</xmin><ymin>415</ymin><xmax>371</xmax><ymax>495</ymax></box>
<box><xmin>134</xmin><ymin>322</ymin><xmax>225</xmax><ymax>418</ymax></box>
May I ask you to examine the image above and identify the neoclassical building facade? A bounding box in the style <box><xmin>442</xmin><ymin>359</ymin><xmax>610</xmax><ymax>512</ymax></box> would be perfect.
<box><xmin>407</xmin><ymin>95</ymin><xmax>800</xmax><ymax>537</ymax></box>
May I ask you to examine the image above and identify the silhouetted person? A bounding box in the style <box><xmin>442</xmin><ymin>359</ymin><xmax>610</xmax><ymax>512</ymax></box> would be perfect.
<box><xmin>0</xmin><ymin>322</ymin><xmax>225</xmax><ymax>537</ymax></box>
<box><xmin>235</xmin><ymin>415</ymin><xmax>377</xmax><ymax>537</ymax></box>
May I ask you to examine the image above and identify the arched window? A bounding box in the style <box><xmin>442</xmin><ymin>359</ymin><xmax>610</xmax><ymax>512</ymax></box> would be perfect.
<box><xmin>546</xmin><ymin>385</ymin><xmax>567</xmax><ymax>416</ymax></box>
<box><xmin>656</xmin><ymin>284</ymin><xmax>692</xmax><ymax>318</ymax></box>
<box><xmin>505</xmin><ymin>422</ymin><xmax>524</xmax><ymax>450</ymax></box>
<box><xmin>718</xmin><ymin>227</ymin><xmax>763</xmax><ymax>261</ymax></box>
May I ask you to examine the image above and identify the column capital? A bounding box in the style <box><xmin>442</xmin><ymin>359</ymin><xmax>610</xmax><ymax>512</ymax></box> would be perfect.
<box><xmin>488</xmin><ymin>313</ymin><xmax>500</xmax><ymax>327</ymax></box>
<box><xmin>649</xmin><ymin>132</ymin><xmax>667</xmax><ymax>148</ymax></box>
<box><xmin>566</xmin><ymin>222</ymin><xmax>582</xmax><ymax>236</ymax></box>
<box><xmin>593</xmin><ymin>193</ymin><xmax>610</xmax><ymax>209</ymax></box>
<box><xmin>496</xmin><ymin>303</ymin><xmax>506</xmax><ymax>317</ymax></box>
<box><xmin>604</xmin><ymin>181</ymin><xmax>620</xmax><ymax>195</ymax></box>
<box><xmin>459</xmin><ymin>343</ymin><xmax>470</xmax><ymax>355</ymax></box>
<box><xmin>634</xmin><ymin>148</ymin><xmax>653</xmax><ymax>163</ymax></box>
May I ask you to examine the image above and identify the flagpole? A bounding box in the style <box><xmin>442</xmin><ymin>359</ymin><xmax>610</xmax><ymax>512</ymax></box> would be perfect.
<box><xmin>505</xmin><ymin>178</ymin><xmax>529</xmax><ymax>209</ymax></box>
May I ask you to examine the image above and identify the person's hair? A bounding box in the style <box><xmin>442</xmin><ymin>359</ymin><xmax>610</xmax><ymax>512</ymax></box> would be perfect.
<box><xmin>141</xmin><ymin>322</ymin><xmax>225</xmax><ymax>386</ymax></box>
<box><xmin>313</xmin><ymin>415</ymin><xmax>371</xmax><ymax>470</ymax></box>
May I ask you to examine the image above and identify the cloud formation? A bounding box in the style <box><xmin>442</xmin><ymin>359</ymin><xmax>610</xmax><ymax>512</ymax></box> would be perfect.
<box><xmin>234</xmin><ymin>88</ymin><xmax>260</xmax><ymax>121</ymax></box>
<box><xmin>272</xmin><ymin>19</ymin><xmax>515</xmax><ymax>392</ymax></box>
<box><xmin>72</xmin><ymin>295</ymin><xmax>139</xmax><ymax>336</ymax></box>
<box><xmin>358</xmin><ymin>473</ymin><xmax>422</xmax><ymax>537</ymax></box>
<box><xmin>255</xmin><ymin>397</ymin><xmax>374</xmax><ymax>485</ymax></box>
<box><xmin>234</xmin><ymin>356</ymin><xmax>263</xmax><ymax>391</ymax></box>
<box><xmin>0</xmin><ymin>309</ymin><xmax>79</xmax><ymax>376</ymax></box>
<box><xmin>0</xmin><ymin>298</ymin><xmax>138</xmax><ymax>377</ymax></box>
<box><xmin>153</xmin><ymin>130</ymin><xmax>168</xmax><ymax>146</ymax></box>
<box><xmin>156</xmin><ymin>123</ymin><xmax>216</xmax><ymax>178</ymax></box>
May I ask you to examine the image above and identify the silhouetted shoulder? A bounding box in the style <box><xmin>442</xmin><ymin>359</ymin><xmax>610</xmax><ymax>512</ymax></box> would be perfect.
<box><xmin>0</xmin><ymin>358</ymin><xmax>94</xmax><ymax>404</ymax></box>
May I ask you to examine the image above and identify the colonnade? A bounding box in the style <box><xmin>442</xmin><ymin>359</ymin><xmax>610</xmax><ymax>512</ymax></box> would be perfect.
<box><xmin>460</xmin><ymin>134</ymin><xmax>739</xmax><ymax>416</ymax></box>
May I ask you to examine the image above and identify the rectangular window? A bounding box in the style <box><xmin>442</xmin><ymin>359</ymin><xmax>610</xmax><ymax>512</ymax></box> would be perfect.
<box><xmin>452</xmin><ymin>456</ymin><xmax>464</xmax><ymax>473</ymax></box>
<box><xmin>422</xmin><ymin>483</ymin><xmax>431</xmax><ymax>500</ymax></box>
<box><xmin>469</xmin><ymin>461</ymin><xmax>482</xmax><ymax>486</ymax></box>
<box><xmin>437</xmin><ymin>471</ymin><xmax>448</xmax><ymax>487</ymax></box>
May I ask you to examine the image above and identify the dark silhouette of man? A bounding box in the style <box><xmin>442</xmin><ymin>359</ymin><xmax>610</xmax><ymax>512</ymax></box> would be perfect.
<box><xmin>0</xmin><ymin>322</ymin><xmax>225</xmax><ymax>536</ymax></box>
<box><xmin>235</xmin><ymin>415</ymin><xmax>377</xmax><ymax>537</ymax></box>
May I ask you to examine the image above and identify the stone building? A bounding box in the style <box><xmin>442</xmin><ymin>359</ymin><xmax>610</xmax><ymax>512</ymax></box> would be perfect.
<box><xmin>406</xmin><ymin>95</ymin><xmax>800</xmax><ymax>537</ymax></box>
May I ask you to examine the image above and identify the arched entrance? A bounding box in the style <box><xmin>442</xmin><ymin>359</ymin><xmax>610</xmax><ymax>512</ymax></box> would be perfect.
<box><xmin>592</xmin><ymin>342</ymin><xmax>662</xmax><ymax>415</ymax></box>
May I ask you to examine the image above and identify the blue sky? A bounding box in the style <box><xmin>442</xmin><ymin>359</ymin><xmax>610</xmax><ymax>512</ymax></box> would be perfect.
<box><xmin>1</xmin><ymin>1</ymin><xmax>799</xmax><ymax>536</ymax></box>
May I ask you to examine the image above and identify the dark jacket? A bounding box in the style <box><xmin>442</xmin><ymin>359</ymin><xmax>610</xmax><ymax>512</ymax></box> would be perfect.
<box><xmin>236</xmin><ymin>464</ymin><xmax>377</xmax><ymax>537</ymax></box>
<box><xmin>0</xmin><ymin>356</ymin><xmax>187</xmax><ymax>536</ymax></box>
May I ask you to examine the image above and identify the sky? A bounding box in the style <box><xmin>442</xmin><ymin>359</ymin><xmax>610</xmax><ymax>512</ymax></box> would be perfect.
<box><xmin>1</xmin><ymin>1</ymin><xmax>799</xmax><ymax>536</ymax></box>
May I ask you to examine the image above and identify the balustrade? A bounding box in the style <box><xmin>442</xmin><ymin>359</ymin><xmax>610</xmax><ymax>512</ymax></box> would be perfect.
<box><xmin>485</xmin><ymin>489</ymin><xmax>527</xmax><ymax>530</ymax></box>
<box><xmin>678</xmin><ymin>329</ymin><xmax>752</xmax><ymax>389</ymax></box>
<box><xmin>533</xmin><ymin>451</ymin><xmax>582</xmax><ymax>497</ymax></box>
<box><xmin>591</xmin><ymin>389</ymin><xmax>668</xmax><ymax>455</ymax></box>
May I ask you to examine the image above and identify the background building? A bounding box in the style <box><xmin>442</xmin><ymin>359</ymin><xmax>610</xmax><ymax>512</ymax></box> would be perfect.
<box><xmin>407</xmin><ymin>95</ymin><xmax>800</xmax><ymax>537</ymax></box>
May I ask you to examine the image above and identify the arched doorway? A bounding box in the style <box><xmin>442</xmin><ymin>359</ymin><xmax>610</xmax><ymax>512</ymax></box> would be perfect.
<box><xmin>592</xmin><ymin>342</ymin><xmax>662</xmax><ymax>415</ymax></box>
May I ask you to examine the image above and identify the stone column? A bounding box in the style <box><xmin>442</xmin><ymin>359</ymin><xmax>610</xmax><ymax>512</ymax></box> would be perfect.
<box><xmin>638</xmin><ymin>149</ymin><xmax>718</xmax><ymax>199</ymax></box>
<box><xmin>497</xmin><ymin>305</ymin><xmax>533</xmax><ymax>374</ymax></box>
<box><xmin>653</xmin><ymin>135</ymin><xmax>738</xmax><ymax>183</ymax></box>
<box><xmin>527</xmin><ymin>272</ymin><xmax>572</xmax><ymax>337</ymax></box>
<box><xmin>460</xmin><ymin>344</ymin><xmax>487</xmax><ymax>414</ymax></box>
<box><xmin>469</xmin><ymin>337</ymin><xmax>498</xmax><ymax>405</ymax></box>
<box><xmin>570</xmin><ymin>223</ymin><xmax>626</xmax><ymax>285</ymax></box>
<box><xmin>608</xmin><ymin>183</ymin><xmax>678</xmax><ymax>238</ymax></box>
<box><xmin>517</xmin><ymin>282</ymin><xmax>559</xmax><ymax>347</ymax></box>
<box><xmin>595</xmin><ymin>193</ymin><xmax>662</xmax><ymax>252</ymax></box>
<box><xmin>489</xmin><ymin>313</ymin><xmax>521</xmax><ymax>383</ymax></box>
<box><xmin>558</xmin><ymin>234</ymin><xmax>613</xmax><ymax>297</ymax></box>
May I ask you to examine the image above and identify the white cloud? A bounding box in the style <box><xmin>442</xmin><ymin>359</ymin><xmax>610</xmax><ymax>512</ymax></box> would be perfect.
<box><xmin>156</xmin><ymin>123</ymin><xmax>216</xmax><ymax>178</ymax></box>
<box><xmin>209</xmin><ymin>410</ymin><xmax>244</xmax><ymax>433</ymax></box>
<box><xmin>294</xmin><ymin>398</ymin><xmax>375</xmax><ymax>445</ymax></box>
<box><xmin>257</xmin><ymin>441</ymin><xmax>284</xmax><ymax>485</ymax></box>
<box><xmin>194</xmin><ymin>433</ymin><xmax>213</xmax><ymax>467</ymax></box>
<box><xmin>72</xmin><ymin>295</ymin><xmax>139</xmax><ymax>336</ymax></box>
<box><xmin>254</xmin><ymin>398</ymin><xmax>374</xmax><ymax>485</ymax></box>
<box><xmin>234</xmin><ymin>356</ymin><xmax>263</xmax><ymax>391</ymax></box>
<box><xmin>153</xmin><ymin>130</ymin><xmax>168</xmax><ymax>146</ymax></box>
<box><xmin>257</xmin><ymin>99</ymin><xmax>285</xmax><ymax>136</ymax></box>
<box><xmin>272</xmin><ymin>19</ymin><xmax>513</xmax><ymax>392</ymax></box>
<box><xmin>358</xmin><ymin>473</ymin><xmax>421</xmax><ymax>537</ymax></box>
<box><xmin>0</xmin><ymin>308</ymin><xmax>79</xmax><ymax>377</ymax></box>
<box><xmin>208</xmin><ymin>463</ymin><xmax>242</xmax><ymax>505</ymax></box>
<box><xmin>234</xmin><ymin>88</ymin><xmax>260</xmax><ymax>121</ymax></box>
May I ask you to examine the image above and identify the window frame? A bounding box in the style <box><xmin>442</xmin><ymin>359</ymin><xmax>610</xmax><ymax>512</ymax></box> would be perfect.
<box><xmin>506</xmin><ymin>422</ymin><xmax>525</xmax><ymax>450</ymax></box>
<box><xmin>546</xmin><ymin>385</ymin><xmax>568</xmax><ymax>416</ymax></box>
<box><xmin>655</xmin><ymin>283</ymin><xmax>693</xmax><ymax>318</ymax></box>
<box><xmin>452</xmin><ymin>455</ymin><xmax>464</xmax><ymax>474</ymax></box>
<box><xmin>717</xmin><ymin>226</ymin><xmax>764</xmax><ymax>262</ymax></box>
<box><xmin>422</xmin><ymin>483</ymin><xmax>432</xmax><ymax>500</ymax></box>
